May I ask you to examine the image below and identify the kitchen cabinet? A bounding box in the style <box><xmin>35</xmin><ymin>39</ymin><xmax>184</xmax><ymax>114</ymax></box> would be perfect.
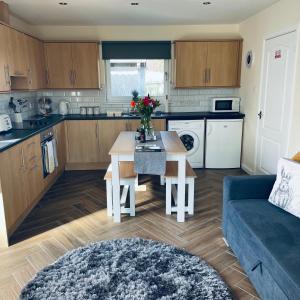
<box><xmin>0</xmin><ymin>135</ymin><xmax>44</xmax><ymax>238</ymax></box>
<box><xmin>175</xmin><ymin>41</ymin><xmax>207</xmax><ymax>88</ymax></box>
<box><xmin>6</xmin><ymin>27</ymin><xmax>28</xmax><ymax>77</ymax></box>
<box><xmin>98</xmin><ymin>120</ymin><xmax>129</xmax><ymax>163</ymax></box>
<box><xmin>175</xmin><ymin>40</ymin><xmax>242</xmax><ymax>88</ymax></box>
<box><xmin>54</xmin><ymin>121</ymin><xmax>66</xmax><ymax>174</ymax></box>
<box><xmin>0</xmin><ymin>142</ymin><xmax>27</xmax><ymax>233</ymax></box>
<box><xmin>44</xmin><ymin>42</ymin><xmax>99</xmax><ymax>89</ymax></box>
<box><xmin>66</xmin><ymin>120</ymin><xmax>100</xmax><ymax>163</ymax></box>
<box><xmin>26</xmin><ymin>35</ymin><xmax>46</xmax><ymax>90</ymax></box>
<box><xmin>0</xmin><ymin>24</ymin><xmax>10</xmax><ymax>91</ymax></box>
<box><xmin>72</xmin><ymin>43</ymin><xmax>99</xmax><ymax>89</ymax></box>
<box><xmin>44</xmin><ymin>43</ymin><xmax>73</xmax><ymax>89</ymax></box>
<box><xmin>206</xmin><ymin>41</ymin><xmax>241</xmax><ymax>87</ymax></box>
<box><xmin>23</xmin><ymin>135</ymin><xmax>44</xmax><ymax>208</ymax></box>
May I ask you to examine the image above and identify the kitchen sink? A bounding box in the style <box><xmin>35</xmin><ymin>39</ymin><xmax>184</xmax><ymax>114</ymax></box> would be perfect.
<box><xmin>0</xmin><ymin>139</ymin><xmax>21</xmax><ymax>148</ymax></box>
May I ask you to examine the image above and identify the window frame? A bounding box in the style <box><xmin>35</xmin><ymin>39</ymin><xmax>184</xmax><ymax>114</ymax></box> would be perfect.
<box><xmin>105</xmin><ymin>59</ymin><xmax>169</xmax><ymax>103</ymax></box>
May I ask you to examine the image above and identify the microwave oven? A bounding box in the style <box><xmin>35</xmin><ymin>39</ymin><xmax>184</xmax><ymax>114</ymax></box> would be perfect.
<box><xmin>210</xmin><ymin>97</ymin><xmax>240</xmax><ymax>113</ymax></box>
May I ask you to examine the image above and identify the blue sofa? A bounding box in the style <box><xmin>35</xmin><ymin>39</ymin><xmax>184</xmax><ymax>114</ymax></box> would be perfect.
<box><xmin>223</xmin><ymin>175</ymin><xmax>300</xmax><ymax>300</ymax></box>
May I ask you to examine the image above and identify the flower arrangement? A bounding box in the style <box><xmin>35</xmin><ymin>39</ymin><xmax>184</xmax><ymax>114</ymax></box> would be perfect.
<box><xmin>130</xmin><ymin>91</ymin><xmax>160</xmax><ymax>137</ymax></box>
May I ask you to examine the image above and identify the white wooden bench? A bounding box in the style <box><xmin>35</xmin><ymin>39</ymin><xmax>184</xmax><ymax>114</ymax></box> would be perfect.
<box><xmin>104</xmin><ymin>162</ymin><xmax>137</xmax><ymax>217</ymax></box>
<box><xmin>164</xmin><ymin>161</ymin><xmax>197</xmax><ymax>216</ymax></box>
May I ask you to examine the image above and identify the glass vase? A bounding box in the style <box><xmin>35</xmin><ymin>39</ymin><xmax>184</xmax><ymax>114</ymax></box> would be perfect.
<box><xmin>141</xmin><ymin>115</ymin><xmax>155</xmax><ymax>140</ymax></box>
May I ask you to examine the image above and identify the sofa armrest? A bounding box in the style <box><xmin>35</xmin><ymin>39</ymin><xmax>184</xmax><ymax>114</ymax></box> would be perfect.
<box><xmin>223</xmin><ymin>175</ymin><xmax>276</xmax><ymax>202</ymax></box>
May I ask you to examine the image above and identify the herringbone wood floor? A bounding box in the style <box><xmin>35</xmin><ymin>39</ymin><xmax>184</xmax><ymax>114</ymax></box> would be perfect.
<box><xmin>0</xmin><ymin>169</ymin><xmax>260</xmax><ymax>300</ymax></box>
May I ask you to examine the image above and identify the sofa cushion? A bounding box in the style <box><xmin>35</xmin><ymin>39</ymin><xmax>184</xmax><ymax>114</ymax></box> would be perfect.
<box><xmin>227</xmin><ymin>198</ymin><xmax>300</xmax><ymax>298</ymax></box>
<box><xmin>269</xmin><ymin>158</ymin><xmax>300</xmax><ymax>218</ymax></box>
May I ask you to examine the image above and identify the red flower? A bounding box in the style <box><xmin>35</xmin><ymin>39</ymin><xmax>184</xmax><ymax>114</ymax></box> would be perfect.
<box><xmin>130</xmin><ymin>100</ymin><xmax>136</xmax><ymax>108</ymax></box>
<box><xmin>143</xmin><ymin>98</ymin><xmax>151</xmax><ymax>106</ymax></box>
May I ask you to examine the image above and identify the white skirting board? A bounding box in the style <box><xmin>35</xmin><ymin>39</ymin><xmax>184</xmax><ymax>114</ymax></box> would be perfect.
<box><xmin>241</xmin><ymin>163</ymin><xmax>255</xmax><ymax>175</ymax></box>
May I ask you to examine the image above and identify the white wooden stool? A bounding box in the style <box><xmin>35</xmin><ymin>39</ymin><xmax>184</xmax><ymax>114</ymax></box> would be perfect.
<box><xmin>104</xmin><ymin>162</ymin><xmax>137</xmax><ymax>217</ymax></box>
<box><xmin>164</xmin><ymin>161</ymin><xmax>197</xmax><ymax>216</ymax></box>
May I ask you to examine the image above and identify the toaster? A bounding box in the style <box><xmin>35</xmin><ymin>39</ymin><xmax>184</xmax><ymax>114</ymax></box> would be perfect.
<box><xmin>0</xmin><ymin>114</ymin><xmax>12</xmax><ymax>132</ymax></box>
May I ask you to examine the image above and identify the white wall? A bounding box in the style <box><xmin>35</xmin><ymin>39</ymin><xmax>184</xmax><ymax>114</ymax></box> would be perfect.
<box><xmin>33</xmin><ymin>24</ymin><xmax>240</xmax><ymax>41</ymax></box>
<box><xmin>239</xmin><ymin>0</ymin><xmax>300</xmax><ymax>173</ymax></box>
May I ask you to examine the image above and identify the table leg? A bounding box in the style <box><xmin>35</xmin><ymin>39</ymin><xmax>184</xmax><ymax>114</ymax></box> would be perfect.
<box><xmin>112</xmin><ymin>155</ymin><xmax>121</xmax><ymax>223</ymax></box>
<box><xmin>177</xmin><ymin>156</ymin><xmax>186</xmax><ymax>222</ymax></box>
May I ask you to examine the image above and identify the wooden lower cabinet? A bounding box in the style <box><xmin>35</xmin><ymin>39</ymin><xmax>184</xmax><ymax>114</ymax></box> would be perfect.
<box><xmin>66</xmin><ymin>120</ymin><xmax>100</xmax><ymax>164</ymax></box>
<box><xmin>0</xmin><ymin>135</ymin><xmax>44</xmax><ymax>245</ymax></box>
<box><xmin>0</xmin><ymin>143</ymin><xmax>27</xmax><ymax>235</ymax></box>
<box><xmin>65</xmin><ymin>119</ymin><xmax>166</xmax><ymax>169</ymax></box>
<box><xmin>98</xmin><ymin>120</ymin><xmax>128</xmax><ymax>164</ymax></box>
<box><xmin>23</xmin><ymin>135</ymin><xmax>44</xmax><ymax>208</ymax></box>
<box><xmin>54</xmin><ymin>121</ymin><xmax>66</xmax><ymax>174</ymax></box>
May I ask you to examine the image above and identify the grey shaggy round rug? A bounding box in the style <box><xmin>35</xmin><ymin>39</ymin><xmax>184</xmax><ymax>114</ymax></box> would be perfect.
<box><xmin>20</xmin><ymin>238</ymin><xmax>232</xmax><ymax>300</ymax></box>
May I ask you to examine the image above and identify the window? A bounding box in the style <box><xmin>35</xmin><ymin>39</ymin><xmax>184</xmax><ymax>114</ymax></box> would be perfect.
<box><xmin>106</xmin><ymin>59</ymin><xmax>167</xmax><ymax>101</ymax></box>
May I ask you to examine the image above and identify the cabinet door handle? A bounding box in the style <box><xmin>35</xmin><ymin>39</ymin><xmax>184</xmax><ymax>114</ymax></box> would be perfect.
<box><xmin>73</xmin><ymin>71</ymin><xmax>76</xmax><ymax>85</ymax></box>
<box><xmin>5</xmin><ymin>65</ymin><xmax>11</xmax><ymax>87</ymax></box>
<box><xmin>208</xmin><ymin>68</ymin><xmax>211</xmax><ymax>83</ymax></box>
<box><xmin>27</xmin><ymin>68</ymin><xmax>32</xmax><ymax>86</ymax></box>
<box><xmin>45</xmin><ymin>70</ymin><xmax>49</xmax><ymax>85</ymax></box>
<box><xmin>21</xmin><ymin>148</ymin><xmax>25</xmax><ymax>170</ymax></box>
<box><xmin>95</xmin><ymin>123</ymin><xmax>98</xmax><ymax>139</ymax></box>
<box><xmin>69</xmin><ymin>70</ymin><xmax>73</xmax><ymax>85</ymax></box>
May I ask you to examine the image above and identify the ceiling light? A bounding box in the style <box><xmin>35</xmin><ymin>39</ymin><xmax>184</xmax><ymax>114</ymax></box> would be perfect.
<box><xmin>203</xmin><ymin>1</ymin><xmax>211</xmax><ymax>5</ymax></box>
<box><xmin>59</xmin><ymin>2</ymin><xmax>68</xmax><ymax>5</ymax></box>
<box><xmin>131</xmin><ymin>2</ymin><xmax>139</xmax><ymax>6</ymax></box>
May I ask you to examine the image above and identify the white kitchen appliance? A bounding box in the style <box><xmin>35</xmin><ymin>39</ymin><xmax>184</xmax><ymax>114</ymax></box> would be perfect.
<box><xmin>168</xmin><ymin>120</ymin><xmax>204</xmax><ymax>168</ymax></box>
<box><xmin>0</xmin><ymin>114</ymin><xmax>12</xmax><ymax>132</ymax></box>
<box><xmin>210</xmin><ymin>97</ymin><xmax>240</xmax><ymax>113</ymax></box>
<box><xmin>205</xmin><ymin>119</ymin><xmax>243</xmax><ymax>169</ymax></box>
<box><xmin>59</xmin><ymin>101</ymin><xmax>69</xmax><ymax>115</ymax></box>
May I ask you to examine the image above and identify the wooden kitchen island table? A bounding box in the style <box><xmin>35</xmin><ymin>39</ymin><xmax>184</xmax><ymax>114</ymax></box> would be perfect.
<box><xmin>109</xmin><ymin>131</ymin><xmax>187</xmax><ymax>223</ymax></box>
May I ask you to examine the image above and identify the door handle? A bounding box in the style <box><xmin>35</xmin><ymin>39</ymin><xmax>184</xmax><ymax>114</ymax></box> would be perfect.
<box><xmin>207</xmin><ymin>68</ymin><xmax>211</xmax><ymax>83</ymax></box>
<box><xmin>69</xmin><ymin>70</ymin><xmax>73</xmax><ymax>85</ymax></box>
<box><xmin>258</xmin><ymin>111</ymin><xmax>263</xmax><ymax>119</ymax></box>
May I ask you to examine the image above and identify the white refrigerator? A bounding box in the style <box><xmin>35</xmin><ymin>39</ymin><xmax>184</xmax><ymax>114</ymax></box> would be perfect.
<box><xmin>205</xmin><ymin>119</ymin><xmax>243</xmax><ymax>169</ymax></box>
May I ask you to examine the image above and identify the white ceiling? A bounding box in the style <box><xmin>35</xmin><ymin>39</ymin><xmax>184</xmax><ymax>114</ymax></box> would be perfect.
<box><xmin>6</xmin><ymin>0</ymin><xmax>280</xmax><ymax>26</ymax></box>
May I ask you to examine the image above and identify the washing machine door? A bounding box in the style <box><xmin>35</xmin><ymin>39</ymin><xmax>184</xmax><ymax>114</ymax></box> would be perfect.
<box><xmin>178</xmin><ymin>130</ymin><xmax>200</xmax><ymax>156</ymax></box>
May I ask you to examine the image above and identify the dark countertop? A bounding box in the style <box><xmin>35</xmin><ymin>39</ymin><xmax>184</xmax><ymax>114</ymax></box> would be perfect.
<box><xmin>0</xmin><ymin>112</ymin><xmax>245</xmax><ymax>152</ymax></box>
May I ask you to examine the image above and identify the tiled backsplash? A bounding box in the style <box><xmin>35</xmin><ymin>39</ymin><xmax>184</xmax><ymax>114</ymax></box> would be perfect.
<box><xmin>0</xmin><ymin>92</ymin><xmax>38</xmax><ymax>118</ymax></box>
<box><xmin>0</xmin><ymin>87</ymin><xmax>239</xmax><ymax>116</ymax></box>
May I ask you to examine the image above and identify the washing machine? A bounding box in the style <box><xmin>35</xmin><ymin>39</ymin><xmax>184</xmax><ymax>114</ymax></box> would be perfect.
<box><xmin>168</xmin><ymin>120</ymin><xmax>205</xmax><ymax>168</ymax></box>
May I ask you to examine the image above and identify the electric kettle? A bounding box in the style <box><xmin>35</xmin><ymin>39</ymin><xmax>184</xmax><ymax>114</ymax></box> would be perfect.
<box><xmin>59</xmin><ymin>101</ymin><xmax>69</xmax><ymax>115</ymax></box>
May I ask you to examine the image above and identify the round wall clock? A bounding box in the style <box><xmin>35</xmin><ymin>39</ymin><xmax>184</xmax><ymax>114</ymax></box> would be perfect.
<box><xmin>246</xmin><ymin>50</ymin><xmax>254</xmax><ymax>68</ymax></box>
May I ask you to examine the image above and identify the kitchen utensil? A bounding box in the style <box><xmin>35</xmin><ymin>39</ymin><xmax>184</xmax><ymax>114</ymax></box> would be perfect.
<box><xmin>93</xmin><ymin>106</ymin><xmax>100</xmax><ymax>115</ymax></box>
<box><xmin>0</xmin><ymin>114</ymin><xmax>12</xmax><ymax>132</ymax></box>
<box><xmin>80</xmin><ymin>107</ymin><xmax>87</xmax><ymax>115</ymax></box>
<box><xmin>87</xmin><ymin>107</ymin><xmax>93</xmax><ymax>115</ymax></box>
<box><xmin>59</xmin><ymin>100</ymin><xmax>69</xmax><ymax>115</ymax></box>
<box><xmin>38</xmin><ymin>97</ymin><xmax>53</xmax><ymax>116</ymax></box>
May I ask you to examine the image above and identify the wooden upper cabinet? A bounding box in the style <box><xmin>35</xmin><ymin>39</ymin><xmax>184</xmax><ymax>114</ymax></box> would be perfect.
<box><xmin>44</xmin><ymin>43</ymin><xmax>73</xmax><ymax>89</ymax></box>
<box><xmin>72</xmin><ymin>43</ymin><xmax>99</xmax><ymax>89</ymax></box>
<box><xmin>26</xmin><ymin>36</ymin><xmax>46</xmax><ymax>90</ymax></box>
<box><xmin>6</xmin><ymin>28</ymin><xmax>28</xmax><ymax>76</ymax></box>
<box><xmin>175</xmin><ymin>41</ymin><xmax>207</xmax><ymax>88</ymax></box>
<box><xmin>44</xmin><ymin>42</ymin><xmax>99</xmax><ymax>89</ymax></box>
<box><xmin>206</xmin><ymin>41</ymin><xmax>241</xmax><ymax>87</ymax></box>
<box><xmin>0</xmin><ymin>25</ymin><xmax>10</xmax><ymax>91</ymax></box>
<box><xmin>175</xmin><ymin>40</ymin><xmax>242</xmax><ymax>88</ymax></box>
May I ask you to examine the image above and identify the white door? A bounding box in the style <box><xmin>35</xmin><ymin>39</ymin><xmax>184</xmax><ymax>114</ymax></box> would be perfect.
<box><xmin>256</xmin><ymin>30</ymin><xmax>297</xmax><ymax>174</ymax></box>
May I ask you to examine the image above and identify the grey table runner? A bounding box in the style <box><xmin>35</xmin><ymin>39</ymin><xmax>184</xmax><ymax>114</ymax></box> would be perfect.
<box><xmin>134</xmin><ymin>133</ymin><xmax>166</xmax><ymax>175</ymax></box>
